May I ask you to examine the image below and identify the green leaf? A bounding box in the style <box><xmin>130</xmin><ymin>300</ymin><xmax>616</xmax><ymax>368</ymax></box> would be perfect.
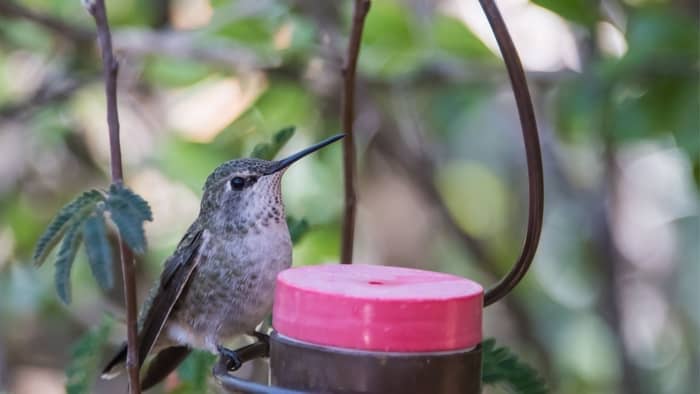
<box><xmin>251</xmin><ymin>126</ymin><xmax>296</xmax><ymax>160</ymax></box>
<box><xmin>55</xmin><ymin>223</ymin><xmax>84</xmax><ymax>304</ymax></box>
<box><xmin>109</xmin><ymin>184</ymin><xmax>153</xmax><ymax>222</ymax></box>
<box><xmin>214</xmin><ymin>17</ymin><xmax>278</xmax><ymax>47</ymax></box>
<box><xmin>482</xmin><ymin>338</ymin><xmax>548</xmax><ymax>394</ymax></box>
<box><xmin>143</xmin><ymin>57</ymin><xmax>213</xmax><ymax>87</ymax></box>
<box><xmin>432</xmin><ymin>15</ymin><xmax>493</xmax><ymax>60</ymax></box>
<box><xmin>286</xmin><ymin>215</ymin><xmax>310</xmax><ymax>245</ymax></box>
<box><xmin>173</xmin><ymin>350</ymin><xmax>217</xmax><ymax>394</ymax></box>
<box><xmin>623</xmin><ymin>7</ymin><xmax>698</xmax><ymax>68</ymax></box>
<box><xmin>65</xmin><ymin>316</ymin><xmax>114</xmax><ymax>394</ymax></box>
<box><xmin>158</xmin><ymin>137</ymin><xmax>234</xmax><ymax>192</ymax></box>
<box><xmin>33</xmin><ymin>190</ymin><xmax>104</xmax><ymax>266</ymax></box>
<box><xmin>554</xmin><ymin>73</ymin><xmax>605</xmax><ymax>140</ymax></box>
<box><xmin>359</xmin><ymin>0</ymin><xmax>423</xmax><ymax>77</ymax></box>
<box><xmin>531</xmin><ymin>0</ymin><xmax>598</xmax><ymax>26</ymax></box>
<box><xmin>82</xmin><ymin>213</ymin><xmax>114</xmax><ymax>291</ymax></box>
<box><xmin>107</xmin><ymin>205</ymin><xmax>146</xmax><ymax>254</ymax></box>
<box><xmin>224</xmin><ymin>83</ymin><xmax>315</xmax><ymax>134</ymax></box>
<box><xmin>106</xmin><ymin>184</ymin><xmax>153</xmax><ymax>254</ymax></box>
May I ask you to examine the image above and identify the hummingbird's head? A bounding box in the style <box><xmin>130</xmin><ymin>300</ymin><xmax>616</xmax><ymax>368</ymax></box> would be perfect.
<box><xmin>200</xmin><ymin>134</ymin><xmax>344</xmax><ymax>229</ymax></box>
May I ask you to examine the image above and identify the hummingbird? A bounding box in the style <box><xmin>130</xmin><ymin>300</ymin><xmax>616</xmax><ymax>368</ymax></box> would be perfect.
<box><xmin>101</xmin><ymin>134</ymin><xmax>344</xmax><ymax>390</ymax></box>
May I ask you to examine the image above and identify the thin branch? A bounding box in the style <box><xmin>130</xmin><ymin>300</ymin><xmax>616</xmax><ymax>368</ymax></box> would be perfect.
<box><xmin>86</xmin><ymin>1</ymin><xmax>122</xmax><ymax>181</ymax></box>
<box><xmin>340</xmin><ymin>0</ymin><xmax>370</xmax><ymax>265</ymax></box>
<box><xmin>83</xmin><ymin>0</ymin><xmax>141</xmax><ymax>393</ymax></box>
<box><xmin>0</xmin><ymin>1</ymin><xmax>92</xmax><ymax>42</ymax></box>
<box><xmin>595</xmin><ymin>146</ymin><xmax>642</xmax><ymax>394</ymax></box>
<box><xmin>0</xmin><ymin>342</ymin><xmax>6</xmax><ymax>393</ymax></box>
<box><xmin>112</xmin><ymin>29</ymin><xmax>279</xmax><ymax>70</ymax></box>
<box><xmin>477</xmin><ymin>0</ymin><xmax>544</xmax><ymax>306</ymax></box>
<box><xmin>148</xmin><ymin>0</ymin><xmax>171</xmax><ymax>29</ymax></box>
<box><xmin>0</xmin><ymin>76</ymin><xmax>88</xmax><ymax>121</ymax></box>
<box><xmin>0</xmin><ymin>1</ymin><xmax>275</xmax><ymax>71</ymax></box>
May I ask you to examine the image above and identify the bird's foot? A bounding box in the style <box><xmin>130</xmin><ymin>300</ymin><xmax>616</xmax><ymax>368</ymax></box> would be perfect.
<box><xmin>217</xmin><ymin>345</ymin><xmax>243</xmax><ymax>372</ymax></box>
<box><xmin>216</xmin><ymin>338</ymin><xmax>270</xmax><ymax>372</ymax></box>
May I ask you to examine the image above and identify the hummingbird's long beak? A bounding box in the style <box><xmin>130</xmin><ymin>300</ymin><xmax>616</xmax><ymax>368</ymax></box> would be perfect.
<box><xmin>264</xmin><ymin>134</ymin><xmax>345</xmax><ymax>175</ymax></box>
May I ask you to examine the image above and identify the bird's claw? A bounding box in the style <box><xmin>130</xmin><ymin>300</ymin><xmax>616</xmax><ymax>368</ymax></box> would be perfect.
<box><xmin>217</xmin><ymin>345</ymin><xmax>243</xmax><ymax>371</ymax></box>
<box><xmin>217</xmin><ymin>333</ymin><xmax>270</xmax><ymax>372</ymax></box>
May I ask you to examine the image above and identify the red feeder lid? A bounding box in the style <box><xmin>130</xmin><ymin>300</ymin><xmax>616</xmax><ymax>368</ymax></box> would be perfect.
<box><xmin>273</xmin><ymin>264</ymin><xmax>483</xmax><ymax>352</ymax></box>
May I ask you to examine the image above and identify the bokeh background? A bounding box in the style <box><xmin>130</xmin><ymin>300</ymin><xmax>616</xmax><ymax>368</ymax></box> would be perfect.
<box><xmin>0</xmin><ymin>0</ymin><xmax>698</xmax><ymax>393</ymax></box>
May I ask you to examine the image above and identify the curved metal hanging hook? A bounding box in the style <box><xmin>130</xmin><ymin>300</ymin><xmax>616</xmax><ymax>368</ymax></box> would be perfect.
<box><xmin>478</xmin><ymin>0</ymin><xmax>544</xmax><ymax>307</ymax></box>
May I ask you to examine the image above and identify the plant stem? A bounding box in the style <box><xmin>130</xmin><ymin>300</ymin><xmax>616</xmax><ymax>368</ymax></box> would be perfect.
<box><xmin>477</xmin><ymin>0</ymin><xmax>544</xmax><ymax>306</ymax></box>
<box><xmin>340</xmin><ymin>0</ymin><xmax>370</xmax><ymax>265</ymax></box>
<box><xmin>84</xmin><ymin>0</ymin><xmax>141</xmax><ymax>392</ymax></box>
<box><xmin>0</xmin><ymin>1</ymin><xmax>92</xmax><ymax>42</ymax></box>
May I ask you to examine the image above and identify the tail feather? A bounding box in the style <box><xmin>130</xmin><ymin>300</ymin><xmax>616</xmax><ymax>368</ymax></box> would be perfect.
<box><xmin>102</xmin><ymin>344</ymin><xmax>191</xmax><ymax>391</ymax></box>
<box><xmin>141</xmin><ymin>346</ymin><xmax>192</xmax><ymax>390</ymax></box>
<box><xmin>101</xmin><ymin>344</ymin><xmax>127</xmax><ymax>379</ymax></box>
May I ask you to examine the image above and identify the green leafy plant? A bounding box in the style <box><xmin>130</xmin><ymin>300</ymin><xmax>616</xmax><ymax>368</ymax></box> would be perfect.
<box><xmin>33</xmin><ymin>184</ymin><xmax>152</xmax><ymax>304</ymax></box>
<box><xmin>251</xmin><ymin>126</ymin><xmax>296</xmax><ymax>160</ymax></box>
<box><xmin>286</xmin><ymin>216</ymin><xmax>310</xmax><ymax>244</ymax></box>
<box><xmin>65</xmin><ymin>316</ymin><xmax>115</xmax><ymax>394</ymax></box>
<box><xmin>482</xmin><ymin>338</ymin><xmax>548</xmax><ymax>394</ymax></box>
<box><xmin>171</xmin><ymin>350</ymin><xmax>218</xmax><ymax>394</ymax></box>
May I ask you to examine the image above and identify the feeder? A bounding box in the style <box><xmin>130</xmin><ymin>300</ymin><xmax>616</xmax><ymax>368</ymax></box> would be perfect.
<box><xmin>270</xmin><ymin>264</ymin><xmax>483</xmax><ymax>393</ymax></box>
<box><xmin>213</xmin><ymin>0</ymin><xmax>543</xmax><ymax>392</ymax></box>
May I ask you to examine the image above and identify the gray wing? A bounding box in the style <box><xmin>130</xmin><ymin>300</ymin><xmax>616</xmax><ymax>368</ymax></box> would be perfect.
<box><xmin>137</xmin><ymin>224</ymin><xmax>208</xmax><ymax>368</ymax></box>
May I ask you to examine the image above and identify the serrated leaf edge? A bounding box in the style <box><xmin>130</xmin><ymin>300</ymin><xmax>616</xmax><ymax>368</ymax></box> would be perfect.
<box><xmin>105</xmin><ymin>185</ymin><xmax>153</xmax><ymax>254</ymax></box>
<box><xmin>33</xmin><ymin>190</ymin><xmax>104</xmax><ymax>266</ymax></box>
<box><xmin>55</xmin><ymin>222</ymin><xmax>84</xmax><ymax>304</ymax></box>
<box><xmin>481</xmin><ymin>338</ymin><xmax>548</xmax><ymax>394</ymax></box>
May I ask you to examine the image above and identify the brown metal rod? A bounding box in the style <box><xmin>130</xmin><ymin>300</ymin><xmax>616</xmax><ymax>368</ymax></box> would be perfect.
<box><xmin>478</xmin><ymin>0</ymin><xmax>544</xmax><ymax>306</ymax></box>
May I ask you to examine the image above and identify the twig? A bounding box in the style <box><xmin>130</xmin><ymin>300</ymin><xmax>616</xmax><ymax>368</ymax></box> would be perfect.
<box><xmin>83</xmin><ymin>0</ymin><xmax>141</xmax><ymax>393</ymax></box>
<box><xmin>112</xmin><ymin>29</ymin><xmax>278</xmax><ymax>70</ymax></box>
<box><xmin>595</xmin><ymin>146</ymin><xmax>642</xmax><ymax>394</ymax></box>
<box><xmin>0</xmin><ymin>1</ymin><xmax>274</xmax><ymax>71</ymax></box>
<box><xmin>477</xmin><ymin>0</ymin><xmax>544</xmax><ymax>306</ymax></box>
<box><xmin>0</xmin><ymin>76</ymin><xmax>88</xmax><ymax>121</ymax></box>
<box><xmin>340</xmin><ymin>0</ymin><xmax>370</xmax><ymax>265</ymax></box>
<box><xmin>148</xmin><ymin>0</ymin><xmax>171</xmax><ymax>29</ymax></box>
<box><xmin>0</xmin><ymin>342</ymin><xmax>6</xmax><ymax>393</ymax></box>
<box><xmin>0</xmin><ymin>1</ymin><xmax>92</xmax><ymax>42</ymax></box>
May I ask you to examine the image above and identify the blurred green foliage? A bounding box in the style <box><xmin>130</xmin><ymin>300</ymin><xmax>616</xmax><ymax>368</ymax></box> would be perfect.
<box><xmin>171</xmin><ymin>350</ymin><xmax>217</xmax><ymax>394</ymax></box>
<box><xmin>0</xmin><ymin>0</ymin><xmax>697</xmax><ymax>393</ymax></box>
<box><xmin>555</xmin><ymin>4</ymin><xmax>699</xmax><ymax>179</ymax></box>
<box><xmin>250</xmin><ymin>126</ymin><xmax>296</xmax><ymax>160</ymax></box>
<box><xmin>482</xmin><ymin>338</ymin><xmax>548</xmax><ymax>394</ymax></box>
<box><xmin>65</xmin><ymin>316</ymin><xmax>114</xmax><ymax>394</ymax></box>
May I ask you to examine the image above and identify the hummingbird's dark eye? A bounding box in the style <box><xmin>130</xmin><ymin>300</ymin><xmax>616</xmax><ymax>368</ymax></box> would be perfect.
<box><xmin>230</xmin><ymin>177</ymin><xmax>245</xmax><ymax>190</ymax></box>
